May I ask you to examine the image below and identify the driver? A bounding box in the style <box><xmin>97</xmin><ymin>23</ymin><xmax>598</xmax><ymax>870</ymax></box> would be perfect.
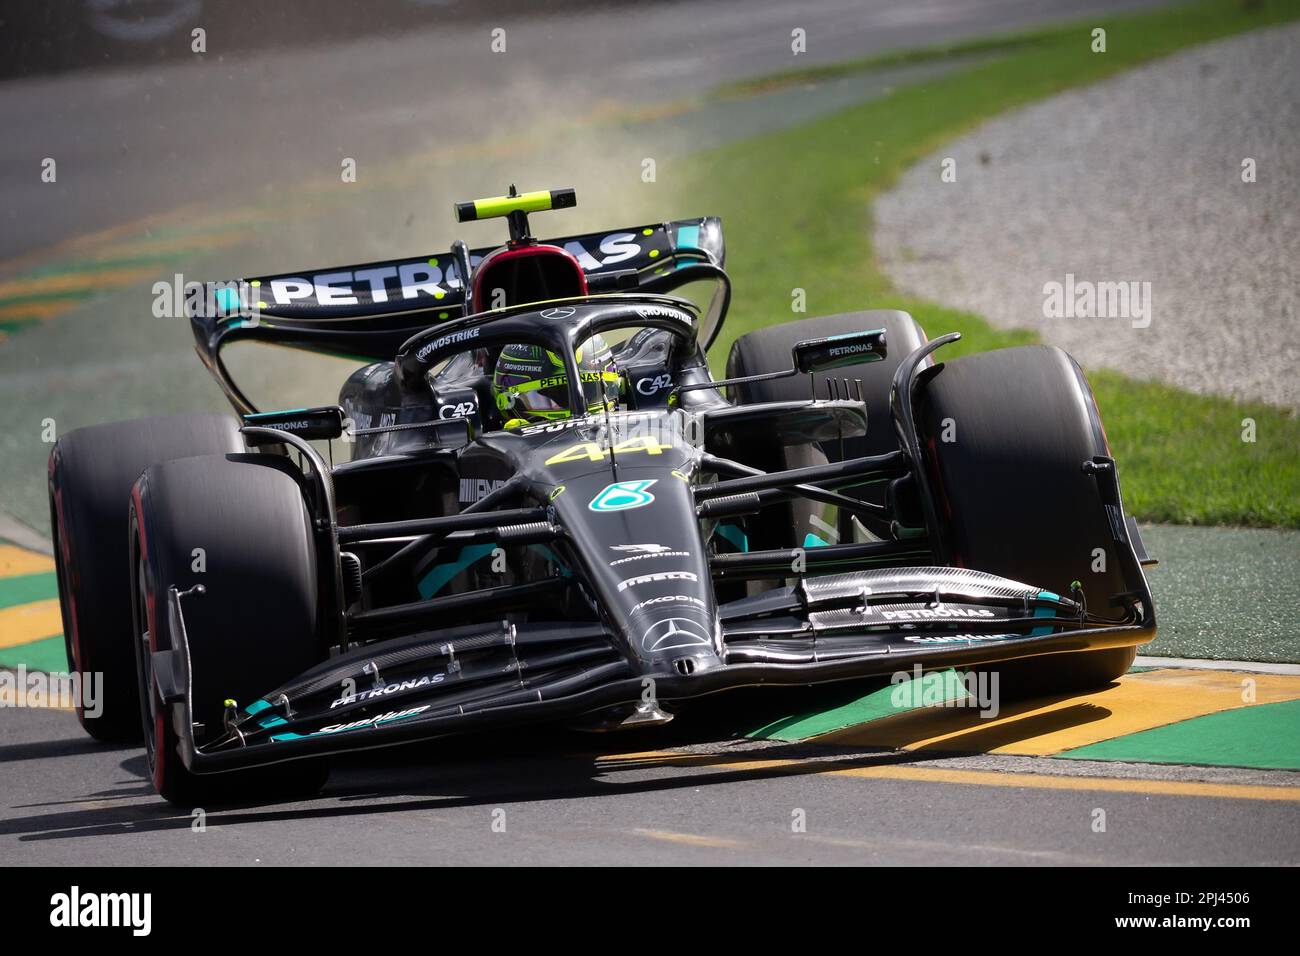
<box><xmin>492</xmin><ymin>334</ymin><xmax>620</xmax><ymax>427</ymax></box>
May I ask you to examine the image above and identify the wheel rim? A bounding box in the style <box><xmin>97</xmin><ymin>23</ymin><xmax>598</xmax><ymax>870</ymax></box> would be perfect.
<box><xmin>49</xmin><ymin>495</ymin><xmax>83</xmax><ymax>677</ymax></box>
<box><xmin>133</xmin><ymin>550</ymin><xmax>163</xmax><ymax>783</ymax></box>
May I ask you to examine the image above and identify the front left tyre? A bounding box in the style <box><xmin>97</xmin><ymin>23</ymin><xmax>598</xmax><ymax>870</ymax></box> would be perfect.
<box><xmin>130</xmin><ymin>453</ymin><xmax>329</xmax><ymax>806</ymax></box>
<box><xmin>48</xmin><ymin>414</ymin><xmax>246</xmax><ymax>741</ymax></box>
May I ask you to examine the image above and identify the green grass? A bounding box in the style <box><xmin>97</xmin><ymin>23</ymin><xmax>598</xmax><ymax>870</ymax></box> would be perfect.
<box><xmin>680</xmin><ymin>0</ymin><xmax>1300</xmax><ymax>528</ymax></box>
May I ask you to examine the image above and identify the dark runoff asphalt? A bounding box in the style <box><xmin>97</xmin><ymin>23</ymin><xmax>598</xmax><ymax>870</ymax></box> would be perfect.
<box><xmin>4</xmin><ymin>683</ymin><xmax>1297</xmax><ymax>866</ymax></box>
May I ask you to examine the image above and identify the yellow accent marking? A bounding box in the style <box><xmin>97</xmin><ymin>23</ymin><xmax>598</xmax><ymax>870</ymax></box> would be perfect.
<box><xmin>428</xmin><ymin>258</ymin><xmax>439</xmax><ymax>267</ymax></box>
<box><xmin>648</xmin><ymin>249</ymin><xmax>660</xmax><ymax>258</ymax></box>
<box><xmin>545</xmin><ymin>442</ymin><xmax>605</xmax><ymax>466</ymax></box>
<box><xmin>817</xmin><ymin>669</ymin><xmax>1300</xmax><ymax>756</ymax></box>
<box><xmin>631</xmin><ymin>828</ymin><xmax>746</xmax><ymax>849</ymax></box>
<box><xmin>0</xmin><ymin>266</ymin><xmax>158</xmax><ymax>300</ymax></box>
<box><xmin>831</xmin><ymin>765</ymin><xmax>1300</xmax><ymax>802</ymax></box>
<box><xmin>472</xmin><ymin>190</ymin><xmax>555</xmax><ymax>219</ymax></box>
<box><xmin>251</xmin><ymin>279</ymin><xmax>261</xmax><ymax>286</ymax></box>
<box><xmin>42</xmin><ymin>230</ymin><xmax>248</xmax><ymax>266</ymax></box>
<box><xmin>0</xmin><ymin>684</ymin><xmax>74</xmax><ymax>711</ymax></box>
<box><xmin>0</xmin><ymin>299</ymin><xmax>82</xmax><ymax>322</ymax></box>
<box><xmin>642</xmin><ymin>229</ymin><xmax>653</xmax><ymax>236</ymax></box>
<box><xmin>544</xmin><ymin>436</ymin><xmax>670</xmax><ymax>466</ymax></box>
<box><xmin>0</xmin><ymin>598</ymin><xmax>62</xmax><ymax>648</ymax></box>
<box><xmin>598</xmin><ymin>750</ymin><xmax>1300</xmax><ymax>803</ymax></box>
<box><xmin>0</xmin><ymin>545</ymin><xmax>55</xmax><ymax>577</ymax></box>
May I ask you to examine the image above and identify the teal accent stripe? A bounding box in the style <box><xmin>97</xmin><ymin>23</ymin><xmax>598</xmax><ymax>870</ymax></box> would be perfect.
<box><xmin>213</xmin><ymin>286</ymin><xmax>241</xmax><ymax>312</ymax></box>
<box><xmin>826</xmin><ymin>328</ymin><xmax>885</xmax><ymax>340</ymax></box>
<box><xmin>245</xmin><ymin>408</ymin><xmax>308</xmax><ymax>419</ymax></box>
<box><xmin>418</xmin><ymin>544</ymin><xmax>496</xmax><ymax>599</ymax></box>
<box><xmin>1030</xmin><ymin>590</ymin><xmax>1059</xmax><ymax>636</ymax></box>
<box><xmin>716</xmin><ymin>523</ymin><xmax>748</xmax><ymax>553</ymax></box>
<box><xmin>803</xmin><ymin>533</ymin><xmax>829</xmax><ymax>548</ymax></box>
<box><xmin>675</xmin><ymin>224</ymin><xmax>700</xmax><ymax>250</ymax></box>
<box><xmin>244</xmin><ymin>698</ymin><xmax>271</xmax><ymax>715</ymax></box>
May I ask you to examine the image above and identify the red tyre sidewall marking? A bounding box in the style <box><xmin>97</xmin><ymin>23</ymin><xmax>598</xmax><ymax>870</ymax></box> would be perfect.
<box><xmin>49</xmin><ymin>456</ymin><xmax>86</xmax><ymax>723</ymax></box>
<box><xmin>130</xmin><ymin>483</ymin><xmax>166</xmax><ymax>790</ymax></box>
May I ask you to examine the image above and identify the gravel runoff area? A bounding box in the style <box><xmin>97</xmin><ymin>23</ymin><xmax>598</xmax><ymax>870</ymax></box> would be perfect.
<box><xmin>875</xmin><ymin>23</ymin><xmax>1300</xmax><ymax>409</ymax></box>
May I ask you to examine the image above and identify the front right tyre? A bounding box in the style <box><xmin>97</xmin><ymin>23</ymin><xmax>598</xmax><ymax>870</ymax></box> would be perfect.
<box><xmin>917</xmin><ymin>345</ymin><xmax>1146</xmax><ymax>694</ymax></box>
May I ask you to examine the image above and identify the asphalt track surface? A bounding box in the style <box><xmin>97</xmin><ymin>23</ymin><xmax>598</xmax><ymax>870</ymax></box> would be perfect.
<box><xmin>1</xmin><ymin>0</ymin><xmax>1168</xmax><ymax>263</ymax></box>
<box><xmin>3</xmin><ymin>683</ymin><xmax>1298</xmax><ymax>866</ymax></box>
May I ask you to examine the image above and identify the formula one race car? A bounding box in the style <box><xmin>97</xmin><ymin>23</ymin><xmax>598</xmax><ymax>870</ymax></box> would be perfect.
<box><xmin>49</xmin><ymin>186</ymin><xmax>1156</xmax><ymax>804</ymax></box>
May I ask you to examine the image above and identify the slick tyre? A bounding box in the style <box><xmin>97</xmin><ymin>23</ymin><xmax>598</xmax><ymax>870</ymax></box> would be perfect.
<box><xmin>130</xmin><ymin>453</ymin><xmax>329</xmax><ymax>806</ymax></box>
<box><xmin>48</xmin><ymin>414</ymin><xmax>245</xmax><ymax>741</ymax></box>
<box><xmin>917</xmin><ymin>345</ymin><xmax>1140</xmax><ymax>695</ymax></box>
<box><xmin>726</xmin><ymin>310</ymin><xmax>928</xmax><ymax>552</ymax></box>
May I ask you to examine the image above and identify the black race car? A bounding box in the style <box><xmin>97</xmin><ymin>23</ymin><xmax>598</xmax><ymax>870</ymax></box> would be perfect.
<box><xmin>49</xmin><ymin>187</ymin><xmax>1156</xmax><ymax>804</ymax></box>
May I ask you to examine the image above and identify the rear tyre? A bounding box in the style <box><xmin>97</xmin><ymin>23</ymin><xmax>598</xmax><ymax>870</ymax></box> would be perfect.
<box><xmin>917</xmin><ymin>345</ymin><xmax>1140</xmax><ymax>694</ymax></box>
<box><xmin>130</xmin><ymin>454</ymin><xmax>329</xmax><ymax>806</ymax></box>
<box><xmin>48</xmin><ymin>414</ymin><xmax>245</xmax><ymax>741</ymax></box>
<box><xmin>726</xmin><ymin>310</ymin><xmax>928</xmax><ymax>551</ymax></box>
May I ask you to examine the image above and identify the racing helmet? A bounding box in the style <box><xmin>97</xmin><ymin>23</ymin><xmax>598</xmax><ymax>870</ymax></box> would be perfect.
<box><xmin>492</xmin><ymin>334</ymin><xmax>619</xmax><ymax>423</ymax></box>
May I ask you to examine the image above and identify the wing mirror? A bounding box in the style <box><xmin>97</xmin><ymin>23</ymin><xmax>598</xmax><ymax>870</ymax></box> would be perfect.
<box><xmin>791</xmin><ymin>328</ymin><xmax>887</xmax><ymax>374</ymax></box>
<box><xmin>672</xmin><ymin>327</ymin><xmax>887</xmax><ymax>403</ymax></box>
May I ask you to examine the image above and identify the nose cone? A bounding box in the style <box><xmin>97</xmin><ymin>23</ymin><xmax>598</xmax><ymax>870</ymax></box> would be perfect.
<box><xmin>552</xmin><ymin>465</ymin><xmax>721</xmax><ymax>675</ymax></box>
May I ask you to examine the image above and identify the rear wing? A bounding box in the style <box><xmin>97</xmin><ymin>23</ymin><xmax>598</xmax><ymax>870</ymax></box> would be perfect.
<box><xmin>246</xmin><ymin>217</ymin><xmax>720</xmax><ymax>319</ymax></box>
<box><xmin>191</xmin><ymin>217</ymin><xmax>727</xmax><ymax>412</ymax></box>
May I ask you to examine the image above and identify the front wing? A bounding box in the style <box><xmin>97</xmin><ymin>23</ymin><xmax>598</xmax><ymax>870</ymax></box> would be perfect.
<box><xmin>153</xmin><ymin>566</ymin><xmax>1154</xmax><ymax>774</ymax></box>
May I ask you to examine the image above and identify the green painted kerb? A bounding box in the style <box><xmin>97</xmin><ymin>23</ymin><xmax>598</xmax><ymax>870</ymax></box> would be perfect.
<box><xmin>748</xmin><ymin>670</ymin><xmax>972</xmax><ymax>740</ymax></box>
<box><xmin>0</xmin><ymin>571</ymin><xmax>57</xmax><ymax>611</ymax></box>
<box><xmin>1059</xmin><ymin>698</ymin><xmax>1300</xmax><ymax>771</ymax></box>
<box><xmin>0</xmin><ymin>636</ymin><xmax>68</xmax><ymax>674</ymax></box>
